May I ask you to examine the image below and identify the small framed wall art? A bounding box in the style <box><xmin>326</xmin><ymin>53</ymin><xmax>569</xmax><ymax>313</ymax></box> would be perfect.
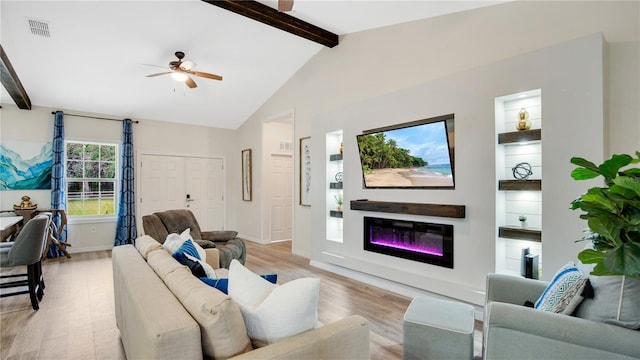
<box><xmin>242</xmin><ymin>149</ymin><xmax>252</xmax><ymax>201</ymax></box>
<box><xmin>299</xmin><ymin>137</ymin><xmax>311</xmax><ymax>206</ymax></box>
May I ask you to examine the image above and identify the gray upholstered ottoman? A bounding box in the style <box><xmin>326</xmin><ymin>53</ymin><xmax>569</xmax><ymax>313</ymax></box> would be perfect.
<box><xmin>403</xmin><ymin>296</ymin><xmax>475</xmax><ymax>360</ymax></box>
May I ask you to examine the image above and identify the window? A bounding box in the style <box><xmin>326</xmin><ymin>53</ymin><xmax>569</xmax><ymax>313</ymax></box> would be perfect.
<box><xmin>65</xmin><ymin>141</ymin><xmax>118</xmax><ymax>217</ymax></box>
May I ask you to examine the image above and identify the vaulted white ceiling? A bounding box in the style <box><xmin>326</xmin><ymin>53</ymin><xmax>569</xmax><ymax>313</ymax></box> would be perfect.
<box><xmin>1</xmin><ymin>1</ymin><xmax>507</xmax><ymax>129</ymax></box>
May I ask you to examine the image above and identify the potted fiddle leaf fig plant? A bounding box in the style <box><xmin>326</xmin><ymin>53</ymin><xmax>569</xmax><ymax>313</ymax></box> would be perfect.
<box><xmin>570</xmin><ymin>152</ymin><xmax>640</xmax><ymax>278</ymax></box>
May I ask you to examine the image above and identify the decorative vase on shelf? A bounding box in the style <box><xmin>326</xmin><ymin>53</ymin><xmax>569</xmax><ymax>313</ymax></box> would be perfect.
<box><xmin>339</xmin><ymin>142</ymin><xmax>343</xmax><ymax>155</ymax></box>
<box><xmin>337</xmin><ymin>205</ymin><xmax>343</xmax><ymax>212</ymax></box>
<box><xmin>516</xmin><ymin>108</ymin><xmax>531</xmax><ymax>131</ymax></box>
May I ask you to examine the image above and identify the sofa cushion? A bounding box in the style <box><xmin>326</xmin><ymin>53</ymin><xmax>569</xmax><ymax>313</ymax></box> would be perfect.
<box><xmin>535</xmin><ymin>262</ymin><xmax>588</xmax><ymax>314</ymax></box>
<box><xmin>147</xmin><ymin>249</ymin><xmax>252</xmax><ymax>360</ymax></box>
<box><xmin>574</xmin><ymin>272</ymin><xmax>640</xmax><ymax>329</ymax></box>
<box><xmin>228</xmin><ymin>259</ymin><xmax>320</xmax><ymax>347</ymax></box>
<box><xmin>134</xmin><ymin>235</ymin><xmax>163</xmax><ymax>260</ymax></box>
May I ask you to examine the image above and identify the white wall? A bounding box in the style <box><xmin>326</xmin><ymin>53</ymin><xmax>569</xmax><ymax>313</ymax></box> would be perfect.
<box><xmin>236</xmin><ymin>1</ymin><xmax>639</xmax><ymax>301</ymax></box>
<box><xmin>311</xmin><ymin>33</ymin><xmax>603</xmax><ymax>305</ymax></box>
<box><xmin>1</xmin><ymin>104</ymin><xmax>240</xmax><ymax>253</ymax></box>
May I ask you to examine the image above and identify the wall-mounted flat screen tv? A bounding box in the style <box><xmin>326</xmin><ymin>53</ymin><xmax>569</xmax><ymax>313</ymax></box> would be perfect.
<box><xmin>356</xmin><ymin>114</ymin><xmax>455</xmax><ymax>189</ymax></box>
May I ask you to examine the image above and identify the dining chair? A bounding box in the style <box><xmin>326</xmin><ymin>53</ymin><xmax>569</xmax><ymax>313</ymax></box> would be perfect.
<box><xmin>0</xmin><ymin>214</ymin><xmax>50</xmax><ymax>310</ymax></box>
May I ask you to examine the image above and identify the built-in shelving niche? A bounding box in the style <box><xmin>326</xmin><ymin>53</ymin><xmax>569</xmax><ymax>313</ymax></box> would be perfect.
<box><xmin>326</xmin><ymin>130</ymin><xmax>344</xmax><ymax>242</ymax></box>
<box><xmin>495</xmin><ymin>89</ymin><xmax>543</xmax><ymax>278</ymax></box>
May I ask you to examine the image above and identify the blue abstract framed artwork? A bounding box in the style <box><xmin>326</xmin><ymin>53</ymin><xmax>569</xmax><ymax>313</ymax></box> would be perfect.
<box><xmin>0</xmin><ymin>141</ymin><xmax>53</xmax><ymax>190</ymax></box>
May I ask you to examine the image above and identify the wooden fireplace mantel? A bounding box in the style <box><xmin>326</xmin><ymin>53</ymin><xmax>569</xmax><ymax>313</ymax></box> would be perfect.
<box><xmin>350</xmin><ymin>200</ymin><xmax>465</xmax><ymax>218</ymax></box>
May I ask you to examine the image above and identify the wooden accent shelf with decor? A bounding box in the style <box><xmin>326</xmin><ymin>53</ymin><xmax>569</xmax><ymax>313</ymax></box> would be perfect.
<box><xmin>350</xmin><ymin>200</ymin><xmax>465</xmax><ymax>218</ymax></box>
<box><xmin>498</xmin><ymin>180</ymin><xmax>542</xmax><ymax>191</ymax></box>
<box><xmin>499</xmin><ymin>226</ymin><xmax>542</xmax><ymax>242</ymax></box>
<box><xmin>498</xmin><ymin>129</ymin><xmax>541</xmax><ymax>144</ymax></box>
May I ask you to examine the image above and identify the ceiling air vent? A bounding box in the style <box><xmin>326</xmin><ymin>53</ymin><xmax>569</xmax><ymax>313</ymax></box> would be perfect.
<box><xmin>27</xmin><ymin>18</ymin><xmax>51</xmax><ymax>37</ymax></box>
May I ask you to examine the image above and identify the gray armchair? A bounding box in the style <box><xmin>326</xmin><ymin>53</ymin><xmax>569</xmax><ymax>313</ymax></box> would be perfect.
<box><xmin>0</xmin><ymin>214</ymin><xmax>50</xmax><ymax>310</ymax></box>
<box><xmin>483</xmin><ymin>274</ymin><xmax>640</xmax><ymax>360</ymax></box>
<box><xmin>142</xmin><ymin>209</ymin><xmax>246</xmax><ymax>268</ymax></box>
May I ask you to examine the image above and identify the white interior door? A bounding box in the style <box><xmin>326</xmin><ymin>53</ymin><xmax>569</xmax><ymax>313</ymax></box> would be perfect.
<box><xmin>270</xmin><ymin>154</ymin><xmax>292</xmax><ymax>242</ymax></box>
<box><xmin>186</xmin><ymin>157</ymin><xmax>225</xmax><ymax>230</ymax></box>
<box><xmin>139</xmin><ymin>154</ymin><xmax>225</xmax><ymax>231</ymax></box>
<box><xmin>139</xmin><ymin>155</ymin><xmax>186</xmax><ymax>217</ymax></box>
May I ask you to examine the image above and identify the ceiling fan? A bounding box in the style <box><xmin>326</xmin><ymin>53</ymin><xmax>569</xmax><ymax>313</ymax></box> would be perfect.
<box><xmin>145</xmin><ymin>51</ymin><xmax>222</xmax><ymax>88</ymax></box>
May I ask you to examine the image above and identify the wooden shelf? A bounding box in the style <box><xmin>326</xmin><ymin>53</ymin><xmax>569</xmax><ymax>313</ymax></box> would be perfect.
<box><xmin>350</xmin><ymin>200</ymin><xmax>465</xmax><ymax>218</ymax></box>
<box><xmin>329</xmin><ymin>154</ymin><xmax>343</xmax><ymax>161</ymax></box>
<box><xmin>498</xmin><ymin>180</ymin><xmax>541</xmax><ymax>191</ymax></box>
<box><xmin>329</xmin><ymin>182</ymin><xmax>343</xmax><ymax>189</ymax></box>
<box><xmin>499</xmin><ymin>226</ymin><xmax>542</xmax><ymax>242</ymax></box>
<box><xmin>329</xmin><ymin>210</ymin><xmax>343</xmax><ymax>218</ymax></box>
<box><xmin>498</xmin><ymin>129</ymin><xmax>541</xmax><ymax>144</ymax></box>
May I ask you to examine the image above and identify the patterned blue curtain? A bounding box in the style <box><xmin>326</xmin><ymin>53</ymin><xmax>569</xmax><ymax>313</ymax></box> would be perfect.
<box><xmin>114</xmin><ymin>119</ymin><xmax>136</xmax><ymax>246</ymax></box>
<box><xmin>49</xmin><ymin>111</ymin><xmax>67</xmax><ymax>257</ymax></box>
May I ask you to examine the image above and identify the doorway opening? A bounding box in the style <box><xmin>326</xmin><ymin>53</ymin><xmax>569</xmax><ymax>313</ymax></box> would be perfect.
<box><xmin>262</xmin><ymin>111</ymin><xmax>294</xmax><ymax>245</ymax></box>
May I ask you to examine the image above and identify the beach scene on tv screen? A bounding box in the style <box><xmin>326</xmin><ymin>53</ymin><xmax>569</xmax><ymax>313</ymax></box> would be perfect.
<box><xmin>357</xmin><ymin>120</ymin><xmax>454</xmax><ymax>188</ymax></box>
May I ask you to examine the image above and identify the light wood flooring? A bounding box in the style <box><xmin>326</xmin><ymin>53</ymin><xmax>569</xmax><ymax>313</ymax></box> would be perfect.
<box><xmin>1</xmin><ymin>240</ymin><xmax>482</xmax><ymax>360</ymax></box>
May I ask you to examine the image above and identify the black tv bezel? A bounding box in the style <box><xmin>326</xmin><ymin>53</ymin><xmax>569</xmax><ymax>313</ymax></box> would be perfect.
<box><xmin>356</xmin><ymin>113</ymin><xmax>455</xmax><ymax>190</ymax></box>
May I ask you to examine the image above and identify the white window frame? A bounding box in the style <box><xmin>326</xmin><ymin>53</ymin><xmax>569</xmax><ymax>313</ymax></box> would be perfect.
<box><xmin>64</xmin><ymin>140</ymin><xmax>119</xmax><ymax>222</ymax></box>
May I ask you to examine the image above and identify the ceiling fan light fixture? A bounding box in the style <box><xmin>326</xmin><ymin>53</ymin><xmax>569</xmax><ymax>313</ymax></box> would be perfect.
<box><xmin>171</xmin><ymin>72</ymin><xmax>188</xmax><ymax>82</ymax></box>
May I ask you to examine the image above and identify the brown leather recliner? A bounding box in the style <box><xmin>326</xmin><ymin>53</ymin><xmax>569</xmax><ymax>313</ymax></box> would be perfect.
<box><xmin>142</xmin><ymin>209</ymin><xmax>246</xmax><ymax>268</ymax></box>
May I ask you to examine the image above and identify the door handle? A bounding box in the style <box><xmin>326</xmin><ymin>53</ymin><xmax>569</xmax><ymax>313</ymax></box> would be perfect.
<box><xmin>186</xmin><ymin>194</ymin><xmax>194</xmax><ymax>202</ymax></box>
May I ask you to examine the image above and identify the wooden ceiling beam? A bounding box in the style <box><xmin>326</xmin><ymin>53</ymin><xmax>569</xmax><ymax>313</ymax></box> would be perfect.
<box><xmin>0</xmin><ymin>45</ymin><xmax>31</xmax><ymax>110</ymax></box>
<box><xmin>202</xmin><ymin>0</ymin><xmax>339</xmax><ymax>48</ymax></box>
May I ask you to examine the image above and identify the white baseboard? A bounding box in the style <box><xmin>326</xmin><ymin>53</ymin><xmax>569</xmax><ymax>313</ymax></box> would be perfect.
<box><xmin>238</xmin><ymin>234</ymin><xmax>266</xmax><ymax>244</ymax></box>
<box><xmin>68</xmin><ymin>245</ymin><xmax>114</xmax><ymax>253</ymax></box>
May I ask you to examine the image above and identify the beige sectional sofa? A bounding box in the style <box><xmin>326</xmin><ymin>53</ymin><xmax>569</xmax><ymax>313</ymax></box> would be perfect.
<box><xmin>112</xmin><ymin>235</ymin><xmax>370</xmax><ymax>360</ymax></box>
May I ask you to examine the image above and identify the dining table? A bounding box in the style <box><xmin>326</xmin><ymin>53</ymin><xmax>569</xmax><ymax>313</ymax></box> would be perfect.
<box><xmin>0</xmin><ymin>216</ymin><xmax>24</xmax><ymax>242</ymax></box>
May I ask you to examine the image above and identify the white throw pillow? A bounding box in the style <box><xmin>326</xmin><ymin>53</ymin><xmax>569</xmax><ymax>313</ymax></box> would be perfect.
<box><xmin>227</xmin><ymin>259</ymin><xmax>320</xmax><ymax>346</ymax></box>
<box><xmin>163</xmin><ymin>228</ymin><xmax>206</xmax><ymax>260</ymax></box>
<box><xmin>163</xmin><ymin>233</ymin><xmax>183</xmax><ymax>253</ymax></box>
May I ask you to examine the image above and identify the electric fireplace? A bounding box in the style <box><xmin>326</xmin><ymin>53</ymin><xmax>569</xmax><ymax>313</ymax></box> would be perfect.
<box><xmin>364</xmin><ymin>216</ymin><xmax>453</xmax><ymax>268</ymax></box>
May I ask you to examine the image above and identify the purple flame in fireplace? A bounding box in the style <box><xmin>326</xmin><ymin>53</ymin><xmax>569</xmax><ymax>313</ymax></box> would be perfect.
<box><xmin>369</xmin><ymin>230</ymin><xmax>444</xmax><ymax>256</ymax></box>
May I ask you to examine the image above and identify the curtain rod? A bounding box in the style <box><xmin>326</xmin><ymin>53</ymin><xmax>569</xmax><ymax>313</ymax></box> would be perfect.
<box><xmin>51</xmin><ymin>111</ymin><xmax>139</xmax><ymax>123</ymax></box>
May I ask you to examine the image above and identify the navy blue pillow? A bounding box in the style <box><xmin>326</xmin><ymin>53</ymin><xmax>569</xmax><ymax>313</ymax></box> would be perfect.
<box><xmin>180</xmin><ymin>254</ymin><xmax>207</xmax><ymax>278</ymax></box>
<box><xmin>200</xmin><ymin>274</ymin><xmax>277</xmax><ymax>294</ymax></box>
<box><xmin>172</xmin><ymin>239</ymin><xmax>200</xmax><ymax>263</ymax></box>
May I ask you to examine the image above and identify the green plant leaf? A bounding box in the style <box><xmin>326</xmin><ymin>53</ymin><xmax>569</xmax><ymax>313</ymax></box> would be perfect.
<box><xmin>588</xmin><ymin>217</ymin><xmax>621</xmax><ymax>245</ymax></box>
<box><xmin>570</xmin><ymin>157</ymin><xmax>599</xmax><ymax>171</ymax></box>
<box><xmin>578</xmin><ymin>248</ymin><xmax>605</xmax><ymax>264</ymax></box>
<box><xmin>602</xmin><ymin>243</ymin><xmax>640</xmax><ymax>277</ymax></box>
<box><xmin>598</xmin><ymin>154</ymin><xmax>632</xmax><ymax>179</ymax></box>
<box><xmin>621</xmin><ymin>168</ymin><xmax>640</xmax><ymax>176</ymax></box>
<box><xmin>589</xmin><ymin>262</ymin><xmax>615</xmax><ymax>276</ymax></box>
<box><xmin>571</xmin><ymin>167</ymin><xmax>600</xmax><ymax>180</ymax></box>
<box><xmin>580</xmin><ymin>188</ymin><xmax>619</xmax><ymax>213</ymax></box>
<box><xmin>614</xmin><ymin>176</ymin><xmax>640</xmax><ymax>198</ymax></box>
<box><xmin>609</xmin><ymin>184</ymin><xmax>637</xmax><ymax>200</ymax></box>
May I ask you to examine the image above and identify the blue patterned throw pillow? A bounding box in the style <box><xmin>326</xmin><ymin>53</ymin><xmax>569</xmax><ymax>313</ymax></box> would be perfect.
<box><xmin>535</xmin><ymin>262</ymin><xmax>588</xmax><ymax>314</ymax></box>
<box><xmin>172</xmin><ymin>238</ymin><xmax>201</xmax><ymax>263</ymax></box>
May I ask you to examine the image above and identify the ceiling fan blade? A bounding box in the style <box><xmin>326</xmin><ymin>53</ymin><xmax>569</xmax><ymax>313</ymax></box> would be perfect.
<box><xmin>278</xmin><ymin>0</ymin><xmax>294</xmax><ymax>12</ymax></box>
<box><xmin>141</xmin><ymin>63</ymin><xmax>169</xmax><ymax>69</ymax></box>
<box><xmin>192</xmin><ymin>71</ymin><xmax>223</xmax><ymax>81</ymax></box>
<box><xmin>185</xmin><ymin>76</ymin><xmax>197</xmax><ymax>88</ymax></box>
<box><xmin>145</xmin><ymin>72</ymin><xmax>172</xmax><ymax>77</ymax></box>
